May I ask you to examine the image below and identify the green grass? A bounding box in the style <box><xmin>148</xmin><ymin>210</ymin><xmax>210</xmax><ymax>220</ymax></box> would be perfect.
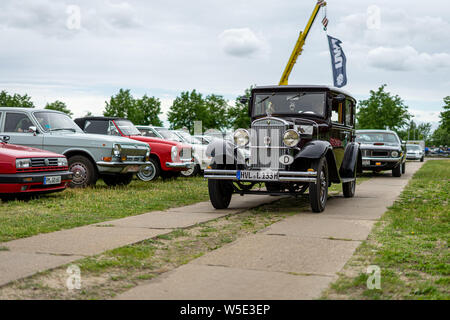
<box><xmin>0</xmin><ymin>177</ymin><xmax>208</xmax><ymax>242</ymax></box>
<box><xmin>324</xmin><ymin>160</ymin><xmax>450</xmax><ymax>300</ymax></box>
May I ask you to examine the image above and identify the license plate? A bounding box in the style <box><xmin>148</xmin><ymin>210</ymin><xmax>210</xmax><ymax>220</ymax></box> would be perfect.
<box><xmin>44</xmin><ymin>176</ymin><xmax>61</xmax><ymax>185</ymax></box>
<box><xmin>237</xmin><ymin>170</ymin><xmax>279</xmax><ymax>181</ymax></box>
<box><xmin>362</xmin><ymin>160</ymin><xmax>371</xmax><ymax>166</ymax></box>
<box><xmin>126</xmin><ymin>165</ymin><xmax>140</xmax><ymax>173</ymax></box>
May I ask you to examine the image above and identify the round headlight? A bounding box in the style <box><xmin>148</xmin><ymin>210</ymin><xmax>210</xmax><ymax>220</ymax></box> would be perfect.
<box><xmin>283</xmin><ymin>130</ymin><xmax>300</xmax><ymax>147</ymax></box>
<box><xmin>391</xmin><ymin>151</ymin><xmax>399</xmax><ymax>157</ymax></box>
<box><xmin>234</xmin><ymin>129</ymin><xmax>250</xmax><ymax>147</ymax></box>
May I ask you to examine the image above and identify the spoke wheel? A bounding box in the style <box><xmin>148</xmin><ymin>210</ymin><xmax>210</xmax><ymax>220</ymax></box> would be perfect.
<box><xmin>137</xmin><ymin>158</ymin><xmax>160</xmax><ymax>181</ymax></box>
<box><xmin>309</xmin><ymin>157</ymin><xmax>328</xmax><ymax>213</ymax></box>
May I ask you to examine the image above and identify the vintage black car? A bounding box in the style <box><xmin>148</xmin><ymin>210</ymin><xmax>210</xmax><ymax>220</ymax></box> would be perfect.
<box><xmin>204</xmin><ymin>85</ymin><xmax>362</xmax><ymax>213</ymax></box>
<box><xmin>356</xmin><ymin>130</ymin><xmax>406</xmax><ymax>177</ymax></box>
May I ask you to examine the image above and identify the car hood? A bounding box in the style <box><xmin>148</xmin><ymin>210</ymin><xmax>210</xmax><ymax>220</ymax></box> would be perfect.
<box><xmin>359</xmin><ymin>143</ymin><xmax>401</xmax><ymax>151</ymax></box>
<box><xmin>48</xmin><ymin>131</ymin><xmax>149</xmax><ymax>148</ymax></box>
<box><xmin>0</xmin><ymin>142</ymin><xmax>64</xmax><ymax>159</ymax></box>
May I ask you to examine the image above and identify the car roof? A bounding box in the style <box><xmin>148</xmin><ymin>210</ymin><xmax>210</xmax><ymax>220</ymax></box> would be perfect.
<box><xmin>252</xmin><ymin>85</ymin><xmax>355</xmax><ymax>101</ymax></box>
<box><xmin>75</xmin><ymin>116</ymin><xmax>128</xmax><ymax>121</ymax></box>
<box><xmin>0</xmin><ymin>107</ymin><xmax>64</xmax><ymax>114</ymax></box>
<box><xmin>356</xmin><ymin>129</ymin><xmax>398</xmax><ymax>135</ymax></box>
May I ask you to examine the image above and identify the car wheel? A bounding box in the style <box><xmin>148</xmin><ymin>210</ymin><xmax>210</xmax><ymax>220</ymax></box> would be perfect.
<box><xmin>68</xmin><ymin>155</ymin><xmax>97</xmax><ymax>188</ymax></box>
<box><xmin>180</xmin><ymin>164</ymin><xmax>200</xmax><ymax>177</ymax></box>
<box><xmin>402</xmin><ymin>162</ymin><xmax>406</xmax><ymax>173</ymax></box>
<box><xmin>342</xmin><ymin>179</ymin><xmax>356</xmax><ymax>198</ymax></box>
<box><xmin>265</xmin><ymin>182</ymin><xmax>281</xmax><ymax>193</ymax></box>
<box><xmin>420</xmin><ymin>156</ymin><xmax>424</xmax><ymax>162</ymax></box>
<box><xmin>392</xmin><ymin>164</ymin><xmax>402</xmax><ymax>177</ymax></box>
<box><xmin>309</xmin><ymin>157</ymin><xmax>328</xmax><ymax>213</ymax></box>
<box><xmin>208</xmin><ymin>178</ymin><xmax>233</xmax><ymax>209</ymax></box>
<box><xmin>137</xmin><ymin>158</ymin><xmax>160</xmax><ymax>181</ymax></box>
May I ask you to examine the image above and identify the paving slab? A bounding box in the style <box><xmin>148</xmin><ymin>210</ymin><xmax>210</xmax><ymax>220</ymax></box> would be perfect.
<box><xmin>306</xmin><ymin>205</ymin><xmax>385</xmax><ymax>220</ymax></box>
<box><xmin>4</xmin><ymin>226</ymin><xmax>168</xmax><ymax>256</ymax></box>
<box><xmin>117</xmin><ymin>264</ymin><xmax>335</xmax><ymax>300</ymax></box>
<box><xmin>262</xmin><ymin>215</ymin><xmax>374</xmax><ymax>241</ymax></box>
<box><xmin>0</xmin><ymin>251</ymin><xmax>83</xmax><ymax>287</ymax></box>
<box><xmin>193</xmin><ymin>234</ymin><xmax>360</xmax><ymax>276</ymax></box>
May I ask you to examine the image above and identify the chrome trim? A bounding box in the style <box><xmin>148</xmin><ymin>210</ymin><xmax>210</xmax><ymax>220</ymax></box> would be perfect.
<box><xmin>97</xmin><ymin>161</ymin><xmax>151</xmax><ymax>167</ymax></box>
<box><xmin>204</xmin><ymin>169</ymin><xmax>317</xmax><ymax>183</ymax></box>
<box><xmin>362</xmin><ymin>157</ymin><xmax>402</xmax><ymax>163</ymax></box>
<box><xmin>166</xmin><ymin>161</ymin><xmax>194</xmax><ymax>168</ymax></box>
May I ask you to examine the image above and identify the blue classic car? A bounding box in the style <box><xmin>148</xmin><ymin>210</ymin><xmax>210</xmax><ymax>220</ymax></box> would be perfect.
<box><xmin>0</xmin><ymin>108</ymin><xmax>151</xmax><ymax>187</ymax></box>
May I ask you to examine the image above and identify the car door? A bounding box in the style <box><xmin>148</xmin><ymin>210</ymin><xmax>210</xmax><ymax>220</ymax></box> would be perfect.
<box><xmin>1</xmin><ymin>111</ymin><xmax>44</xmax><ymax>149</ymax></box>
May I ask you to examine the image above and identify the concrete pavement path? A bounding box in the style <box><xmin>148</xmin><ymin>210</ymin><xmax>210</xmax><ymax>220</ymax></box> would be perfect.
<box><xmin>117</xmin><ymin>161</ymin><xmax>424</xmax><ymax>300</ymax></box>
<box><xmin>0</xmin><ymin>194</ymin><xmax>280</xmax><ymax>287</ymax></box>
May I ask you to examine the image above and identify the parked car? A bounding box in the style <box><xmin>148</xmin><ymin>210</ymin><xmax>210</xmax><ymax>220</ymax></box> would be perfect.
<box><xmin>406</xmin><ymin>144</ymin><xmax>424</xmax><ymax>162</ymax></box>
<box><xmin>204</xmin><ymin>85</ymin><xmax>361</xmax><ymax>213</ymax></box>
<box><xmin>171</xmin><ymin>130</ymin><xmax>212</xmax><ymax>177</ymax></box>
<box><xmin>195</xmin><ymin>134</ymin><xmax>251</xmax><ymax>164</ymax></box>
<box><xmin>356</xmin><ymin>130</ymin><xmax>406</xmax><ymax>176</ymax></box>
<box><xmin>0</xmin><ymin>108</ymin><xmax>150</xmax><ymax>187</ymax></box>
<box><xmin>135</xmin><ymin>125</ymin><xmax>210</xmax><ymax>177</ymax></box>
<box><xmin>74</xmin><ymin>118</ymin><xmax>194</xmax><ymax>181</ymax></box>
<box><xmin>0</xmin><ymin>136</ymin><xmax>73</xmax><ymax>196</ymax></box>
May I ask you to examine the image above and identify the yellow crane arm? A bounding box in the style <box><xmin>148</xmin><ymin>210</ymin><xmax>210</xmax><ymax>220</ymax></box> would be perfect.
<box><xmin>279</xmin><ymin>1</ymin><xmax>327</xmax><ymax>86</ymax></box>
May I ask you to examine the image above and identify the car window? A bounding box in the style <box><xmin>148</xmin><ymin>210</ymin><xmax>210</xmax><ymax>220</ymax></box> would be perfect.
<box><xmin>331</xmin><ymin>100</ymin><xmax>344</xmax><ymax>124</ymax></box>
<box><xmin>114</xmin><ymin>120</ymin><xmax>141</xmax><ymax>136</ymax></box>
<box><xmin>345</xmin><ymin>100</ymin><xmax>353</xmax><ymax>127</ymax></box>
<box><xmin>84</xmin><ymin>120</ymin><xmax>109</xmax><ymax>134</ymax></box>
<box><xmin>34</xmin><ymin>112</ymin><xmax>82</xmax><ymax>133</ymax></box>
<box><xmin>139</xmin><ymin>129</ymin><xmax>157</xmax><ymax>137</ymax></box>
<box><xmin>108</xmin><ymin>121</ymin><xmax>121</xmax><ymax>136</ymax></box>
<box><xmin>4</xmin><ymin>112</ymin><xmax>34</xmax><ymax>133</ymax></box>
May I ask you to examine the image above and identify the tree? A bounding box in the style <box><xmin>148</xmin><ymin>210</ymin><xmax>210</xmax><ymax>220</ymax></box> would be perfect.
<box><xmin>398</xmin><ymin>121</ymin><xmax>432</xmax><ymax>142</ymax></box>
<box><xmin>104</xmin><ymin>89</ymin><xmax>163</xmax><ymax>126</ymax></box>
<box><xmin>0</xmin><ymin>90</ymin><xmax>35</xmax><ymax>108</ymax></box>
<box><xmin>357</xmin><ymin>85</ymin><xmax>411</xmax><ymax>132</ymax></box>
<box><xmin>227</xmin><ymin>86</ymin><xmax>253</xmax><ymax>130</ymax></box>
<box><xmin>168</xmin><ymin>90</ymin><xmax>230</xmax><ymax>134</ymax></box>
<box><xmin>430</xmin><ymin>96</ymin><xmax>450</xmax><ymax>146</ymax></box>
<box><xmin>45</xmin><ymin>100</ymin><xmax>73</xmax><ymax>117</ymax></box>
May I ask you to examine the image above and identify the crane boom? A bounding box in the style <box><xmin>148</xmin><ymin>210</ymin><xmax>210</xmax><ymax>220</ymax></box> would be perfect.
<box><xmin>279</xmin><ymin>1</ymin><xmax>327</xmax><ymax>86</ymax></box>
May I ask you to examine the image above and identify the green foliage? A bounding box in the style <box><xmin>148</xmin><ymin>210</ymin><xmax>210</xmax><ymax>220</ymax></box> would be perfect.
<box><xmin>168</xmin><ymin>90</ymin><xmax>229</xmax><ymax>133</ymax></box>
<box><xmin>44</xmin><ymin>100</ymin><xmax>73</xmax><ymax>117</ymax></box>
<box><xmin>0</xmin><ymin>90</ymin><xmax>35</xmax><ymax>108</ymax></box>
<box><xmin>398</xmin><ymin>121</ymin><xmax>432</xmax><ymax>142</ymax></box>
<box><xmin>228</xmin><ymin>86</ymin><xmax>253</xmax><ymax>130</ymax></box>
<box><xmin>357</xmin><ymin>85</ymin><xmax>411</xmax><ymax>132</ymax></box>
<box><xmin>430</xmin><ymin>96</ymin><xmax>450</xmax><ymax>146</ymax></box>
<box><xmin>104</xmin><ymin>89</ymin><xmax>163</xmax><ymax>126</ymax></box>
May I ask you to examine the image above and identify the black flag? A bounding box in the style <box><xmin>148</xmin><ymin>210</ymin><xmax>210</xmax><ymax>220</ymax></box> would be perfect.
<box><xmin>327</xmin><ymin>35</ymin><xmax>347</xmax><ymax>88</ymax></box>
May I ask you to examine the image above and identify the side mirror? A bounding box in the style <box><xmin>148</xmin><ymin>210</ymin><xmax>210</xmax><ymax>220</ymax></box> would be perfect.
<box><xmin>239</xmin><ymin>96</ymin><xmax>249</xmax><ymax>104</ymax></box>
<box><xmin>2</xmin><ymin>136</ymin><xmax>10</xmax><ymax>143</ymax></box>
<box><xmin>28</xmin><ymin>126</ymin><xmax>38</xmax><ymax>135</ymax></box>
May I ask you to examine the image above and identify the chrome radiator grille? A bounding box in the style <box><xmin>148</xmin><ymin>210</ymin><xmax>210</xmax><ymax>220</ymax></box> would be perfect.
<box><xmin>250</xmin><ymin>119</ymin><xmax>287</xmax><ymax>169</ymax></box>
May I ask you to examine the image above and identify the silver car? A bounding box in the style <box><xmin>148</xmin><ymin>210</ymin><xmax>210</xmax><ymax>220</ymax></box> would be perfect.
<box><xmin>0</xmin><ymin>108</ymin><xmax>151</xmax><ymax>187</ymax></box>
<box><xmin>406</xmin><ymin>144</ymin><xmax>425</xmax><ymax>162</ymax></box>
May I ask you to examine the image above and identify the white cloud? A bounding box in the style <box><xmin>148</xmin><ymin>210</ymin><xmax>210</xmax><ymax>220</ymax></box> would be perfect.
<box><xmin>368</xmin><ymin>46</ymin><xmax>450</xmax><ymax>71</ymax></box>
<box><xmin>218</xmin><ymin>28</ymin><xmax>267</xmax><ymax>58</ymax></box>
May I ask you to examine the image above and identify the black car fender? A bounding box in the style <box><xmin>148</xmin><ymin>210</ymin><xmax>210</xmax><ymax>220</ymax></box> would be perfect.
<box><xmin>206</xmin><ymin>139</ymin><xmax>245</xmax><ymax>166</ymax></box>
<box><xmin>339</xmin><ymin>142</ymin><xmax>361</xmax><ymax>179</ymax></box>
<box><xmin>295</xmin><ymin>140</ymin><xmax>340</xmax><ymax>183</ymax></box>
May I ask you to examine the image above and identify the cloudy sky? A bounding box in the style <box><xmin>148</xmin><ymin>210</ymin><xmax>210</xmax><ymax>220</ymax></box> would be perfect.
<box><xmin>0</xmin><ymin>0</ymin><xmax>449</xmax><ymax>128</ymax></box>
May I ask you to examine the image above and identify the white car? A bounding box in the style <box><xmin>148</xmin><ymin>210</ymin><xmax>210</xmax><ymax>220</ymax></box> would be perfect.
<box><xmin>406</xmin><ymin>144</ymin><xmax>425</xmax><ymax>162</ymax></box>
<box><xmin>172</xmin><ymin>130</ymin><xmax>212</xmax><ymax>176</ymax></box>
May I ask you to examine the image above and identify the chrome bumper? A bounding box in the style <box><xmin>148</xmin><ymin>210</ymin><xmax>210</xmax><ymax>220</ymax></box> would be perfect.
<box><xmin>362</xmin><ymin>157</ymin><xmax>402</xmax><ymax>163</ymax></box>
<box><xmin>166</xmin><ymin>161</ymin><xmax>194</xmax><ymax>169</ymax></box>
<box><xmin>97</xmin><ymin>161</ymin><xmax>150</xmax><ymax>173</ymax></box>
<box><xmin>204</xmin><ymin>169</ymin><xmax>317</xmax><ymax>183</ymax></box>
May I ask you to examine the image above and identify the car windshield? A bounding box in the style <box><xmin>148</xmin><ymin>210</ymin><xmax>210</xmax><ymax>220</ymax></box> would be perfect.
<box><xmin>115</xmin><ymin>120</ymin><xmax>141</xmax><ymax>136</ymax></box>
<box><xmin>407</xmin><ymin>145</ymin><xmax>421</xmax><ymax>151</ymax></box>
<box><xmin>155</xmin><ymin>128</ymin><xmax>183</xmax><ymax>142</ymax></box>
<box><xmin>252</xmin><ymin>92</ymin><xmax>326</xmax><ymax>117</ymax></box>
<box><xmin>34</xmin><ymin>112</ymin><xmax>82</xmax><ymax>133</ymax></box>
<box><xmin>176</xmin><ymin>131</ymin><xmax>203</xmax><ymax>144</ymax></box>
<box><xmin>356</xmin><ymin>132</ymin><xmax>400</xmax><ymax>145</ymax></box>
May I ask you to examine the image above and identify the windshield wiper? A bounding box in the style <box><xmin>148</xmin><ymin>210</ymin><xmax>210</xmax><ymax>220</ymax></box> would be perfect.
<box><xmin>257</xmin><ymin>93</ymin><xmax>276</xmax><ymax>105</ymax></box>
<box><xmin>287</xmin><ymin>92</ymin><xmax>307</xmax><ymax>101</ymax></box>
<box><xmin>50</xmin><ymin>128</ymin><xmax>76</xmax><ymax>132</ymax></box>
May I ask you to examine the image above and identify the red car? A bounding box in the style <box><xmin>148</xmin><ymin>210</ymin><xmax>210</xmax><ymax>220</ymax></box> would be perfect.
<box><xmin>0</xmin><ymin>136</ymin><xmax>73</xmax><ymax>196</ymax></box>
<box><xmin>74</xmin><ymin>117</ymin><xmax>193</xmax><ymax>181</ymax></box>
